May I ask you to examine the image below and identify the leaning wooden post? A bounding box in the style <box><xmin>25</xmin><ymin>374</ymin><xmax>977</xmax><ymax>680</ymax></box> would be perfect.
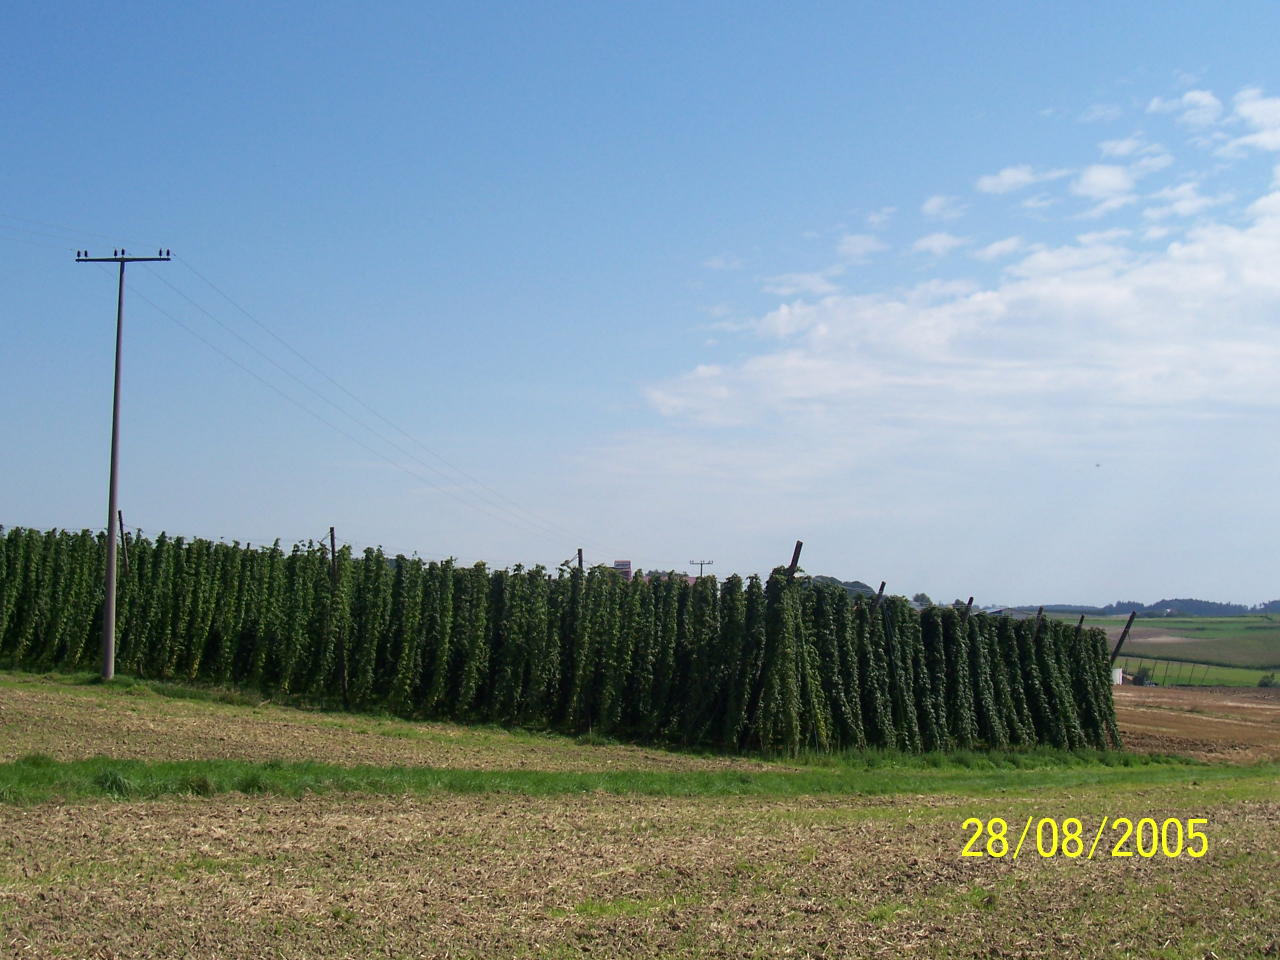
<box><xmin>785</xmin><ymin>540</ymin><xmax>803</xmax><ymax>580</ymax></box>
<box><xmin>1109</xmin><ymin>611</ymin><xmax>1137</xmax><ymax>667</ymax></box>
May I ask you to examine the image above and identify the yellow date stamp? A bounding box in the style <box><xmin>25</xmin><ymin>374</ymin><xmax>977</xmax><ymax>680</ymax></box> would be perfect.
<box><xmin>961</xmin><ymin>817</ymin><xmax>1209</xmax><ymax>859</ymax></box>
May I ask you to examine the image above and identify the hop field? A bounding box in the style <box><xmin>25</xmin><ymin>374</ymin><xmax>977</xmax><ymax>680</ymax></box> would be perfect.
<box><xmin>0</xmin><ymin>525</ymin><xmax>1118</xmax><ymax>757</ymax></box>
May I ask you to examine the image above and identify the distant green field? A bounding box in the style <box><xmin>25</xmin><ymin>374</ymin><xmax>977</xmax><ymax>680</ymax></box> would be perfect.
<box><xmin>1115</xmin><ymin>654</ymin><xmax>1273</xmax><ymax>687</ymax></box>
<box><xmin>1070</xmin><ymin>614</ymin><xmax>1280</xmax><ymax>669</ymax></box>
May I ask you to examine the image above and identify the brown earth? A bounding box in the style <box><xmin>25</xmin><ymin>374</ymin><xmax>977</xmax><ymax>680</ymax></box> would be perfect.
<box><xmin>2</xmin><ymin>790</ymin><xmax>1276</xmax><ymax>959</ymax></box>
<box><xmin>1114</xmin><ymin>684</ymin><xmax>1280</xmax><ymax>763</ymax></box>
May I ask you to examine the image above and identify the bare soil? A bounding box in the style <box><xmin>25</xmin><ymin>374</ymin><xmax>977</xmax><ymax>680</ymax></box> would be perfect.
<box><xmin>2</xmin><ymin>790</ymin><xmax>1276</xmax><ymax>959</ymax></box>
<box><xmin>1114</xmin><ymin>684</ymin><xmax>1280</xmax><ymax>763</ymax></box>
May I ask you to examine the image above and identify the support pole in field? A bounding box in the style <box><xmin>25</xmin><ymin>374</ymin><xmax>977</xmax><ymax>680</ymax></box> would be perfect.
<box><xmin>76</xmin><ymin>248</ymin><xmax>171</xmax><ymax>680</ymax></box>
<box><xmin>577</xmin><ymin>548</ymin><xmax>584</xmax><ymax>573</ymax></box>
<box><xmin>785</xmin><ymin>540</ymin><xmax>804</xmax><ymax>580</ymax></box>
<box><xmin>963</xmin><ymin>597</ymin><xmax>975</xmax><ymax>620</ymax></box>
<box><xmin>1109</xmin><ymin>611</ymin><xmax>1138</xmax><ymax>667</ymax></box>
<box><xmin>329</xmin><ymin>526</ymin><xmax>349</xmax><ymax>707</ymax></box>
<box><xmin>872</xmin><ymin>581</ymin><xmax>886</xmax><ymax>612</ymax></box>
<box><xmin>117</xmin><ymin>510</ymin><xmax>129</xmax><ymax>577</ymax></box>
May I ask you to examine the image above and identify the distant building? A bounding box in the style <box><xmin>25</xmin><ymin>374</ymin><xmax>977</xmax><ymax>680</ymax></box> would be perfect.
<box><xmin>612</xmin><ymin>560</ymin><xmax>632</xmax><ymax>581</ymax></box>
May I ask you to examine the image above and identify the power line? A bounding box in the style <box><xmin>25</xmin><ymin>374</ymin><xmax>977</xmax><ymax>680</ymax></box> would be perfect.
<box><xmin>174</xmin><ymin>256</ymin><xmax>609</xmax><ymax>551</ymax></box>
<box><xmin>115</xmin><ymin>273</ymin><xmax>612</xmax><ymax>555</ymax></box>
<box><xmin>142</xmin><ymin>264</ymin><xmax>596</xmax><ymax>546</ymax></box>
<box><xmin>5</xmin><ymin>215</ymin><xmax>623</xmax><ymax>557</ymax></box>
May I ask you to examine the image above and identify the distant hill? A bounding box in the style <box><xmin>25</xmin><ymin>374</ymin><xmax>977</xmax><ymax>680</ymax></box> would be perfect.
<box><xmin>812</xmin><ymin>575</ymin><xmax>877</xmax><ymax>598</ymax></box>
<box><xmin>1025</xmin><ymin>598</ymin><xmax>1280</xmax><ymax>617</ymax></box>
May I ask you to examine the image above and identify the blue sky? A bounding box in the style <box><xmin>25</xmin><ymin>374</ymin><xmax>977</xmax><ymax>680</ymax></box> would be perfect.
<box><xmin>5</xmin><ymin>2</ymin><xmax>1280</xmax><ymax>605</ymax></box>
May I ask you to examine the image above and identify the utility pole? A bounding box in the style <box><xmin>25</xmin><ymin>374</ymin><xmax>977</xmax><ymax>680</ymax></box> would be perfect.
<box><xmin>577</xmin><ymin>548</ymin><xmax>584</xmax><ymax>572</ymax></box>
<box><xmin>690</xmin><ymin>559</ymin><xmax>714</xmax><ymax>578</ymax></box>
<box><xmin>77</xmin><ymin>248</ymin><xmax>170</xmax><ymax>679</ymax></box>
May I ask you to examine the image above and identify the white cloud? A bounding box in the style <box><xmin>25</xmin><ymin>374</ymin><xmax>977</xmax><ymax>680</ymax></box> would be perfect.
<box><xmin>1072</xmin><ymin>164</ymin><xmax>1135</xmax><ymax>199</ymax></box>
<box><xmin>703</xmin><ymin>253</ymin><xmax>743</xmax><ymax>270</ymax></box>
<box><xmin>1070</xmin><ymin>156</ymin><xmax>1169</xmax><ymax>218</ymax></box>
<box><xmin>866</xmin><ymin>206</ymin><xmax>896</xmax><ymax>227</ymax></box>
<box><xmin>912</xmin><ymin>232</ymin><xmax>968</xmax><ymax>256</ymax></box>
<box><xmin>1078</xmin><ymin>195</ymin><xmax>1138</xmax><ymax>219</ymax></box>
<box><xmin>1131</xmin><ymin>152</ymin><xmax>1174</xmax><ymax>175</ymax></box>
<box><xmin>1076</xmin><ymin>228</ymin><xmax>1131</xmax><ymax>245</ymax></box>
<box><xmin>649</xmin><ymin>180</ymin><xmax>1280</xmax><ymax>441</ymax></box>
<box><xmin>1100</xmin><ymin>136</ymin><xmax>1144</xmax><ymax>158</ymax></box>
<box><xmin>837</xmin><ymin>233</ymin><xmax>888</xmax><ymax>262</ymax></box>
<box><xmin>921</xmin><ymin>194</ymin><xmax>967</xmax><ymax>219</ymax></box>
<box><xmin>1079</xmin><ymin>103</ymin><xmax>1123</xmax><ymax>123</ymax></box>
<box><xmin>1147</xmin><ymin>89</ymin><xmax>1224</xmax><ymax>127</ymax></box>
<box><xmin>1222</xmin><ymin>87</ymin><xmax>1280</xmax><ymax>153</ymax></box>
<box><xmin>972</xmin><ymin>236</ymin><xmax>1025</xmax><ymax>261</ymax></box>
<box><xmin>760</xmin><ymin>270</ymin><xmax>842</xmax><ymax>297</ymax></box>
<box><xmin>1143</xmin><ymin>181</ymin><xmax>1230</xmax><ymax>220</ymax></box>
<box><xmin>975</xmin><ymin>164</ymin><xmax>1071</xmax><ymax>194</ymax></box>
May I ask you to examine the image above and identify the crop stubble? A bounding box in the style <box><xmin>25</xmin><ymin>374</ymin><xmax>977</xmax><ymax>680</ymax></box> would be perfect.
<box><xmin>1</xmin><ymin>790</ymin><xmax>1277</xmax><ymax>959</ymax></box>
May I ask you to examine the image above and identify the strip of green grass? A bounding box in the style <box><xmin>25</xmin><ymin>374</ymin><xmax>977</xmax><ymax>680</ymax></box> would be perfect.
<box><xmin>1116</xmin><ymin>655</ymin><xmax>1271</xmax><ymax>687</ymax></box>
<box><xmin>0</xmin><ymin>751</ymin><xmax>1271</xmax><ymax>806</ymax></box>
<box><xmin>1080</xmin><ymin>615</ymin><xmax>1280</xmax><ymax>670</ymax></box>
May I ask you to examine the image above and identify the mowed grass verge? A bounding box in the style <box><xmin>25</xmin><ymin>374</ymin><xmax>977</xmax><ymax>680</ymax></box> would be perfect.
<box><xmin>1</xmin><ymin>749</ymin><xmax>1255</xmax><ymax>806</ymax></box>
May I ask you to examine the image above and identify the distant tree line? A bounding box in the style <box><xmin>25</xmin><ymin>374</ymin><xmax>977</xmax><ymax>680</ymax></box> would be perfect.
<box><xmin>1038</xmin><ymin>599</ymin><xmax>1280</xmax><ymax>617</ymax></box>
<box><xmin>0</xmin><ymin>525</ymin><xmax>1120</xmax><ymax>756</ymax></box>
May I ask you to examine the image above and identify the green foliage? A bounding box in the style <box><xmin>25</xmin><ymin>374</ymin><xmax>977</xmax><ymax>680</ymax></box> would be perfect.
<box><xmin>0</xmin><ymin>525</ymin><xmax>1120</xmax><ymax>757</ymax></box>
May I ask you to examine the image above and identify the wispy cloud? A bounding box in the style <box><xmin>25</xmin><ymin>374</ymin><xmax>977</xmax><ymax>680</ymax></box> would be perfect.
<box><xmin>703</xmin><ymin>253</ymin><xmax>743</xmax><ymax>271</ymax></box>
<box><xmin>975</xmin><ymin>164</ymin><xmax>1070</xmax><ymax>194</ymax></box>
<box><xmin>866</xmin><ymin>206</ymin><xmax>896</xmax><ymax>227</ymax></box>
<box><xmin>837</xmin><ymin>233</ymin><xmax>888</xmax><ymax>262</ymax></box>
<box><xmin>649</xmin><ymin>180</ymin><xmax>1280</xmax><ymax>439</ymax></box>
<box><xmin>1143</xmin><ymin>181</ymin><xmax>1230</xmax><ymax>220</ymax></box>
<box><xmin>972</xmin><ymin>236</ymin><xmax>1026</xmax><ymax>261</ymax></box>
<box><xmin>1079</xmin><ymin>103</ymin><xmax>1123</xmax><ymax>123</ymax></box>
<box><xmin>1222</xmin><ymin>88</ymin><xmax>1280</xmax><ymax>153</ymax></box>
<box><xmin>1148</xmin><ymin>89</ymin><xmax>1224</xmax><ymax>127</ymax></box>
<box><xmin>1072</xmin><ymin>165</ymin><xmax>1134</xmax><ymax>198</ymax></box>
<box><xmin>921</xmin><ymin>194</ymin><xmax>968</xmax><ymax>220</ymax></box>
<box><xmin>912</xmin><ymin>232</ymin><xmax>968</xmax><ymax>256</ymax></box>
<box><xmin>760</xmin><ymin>269</ymin><xmax>842</xmax><ymax>297</ymax></box>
